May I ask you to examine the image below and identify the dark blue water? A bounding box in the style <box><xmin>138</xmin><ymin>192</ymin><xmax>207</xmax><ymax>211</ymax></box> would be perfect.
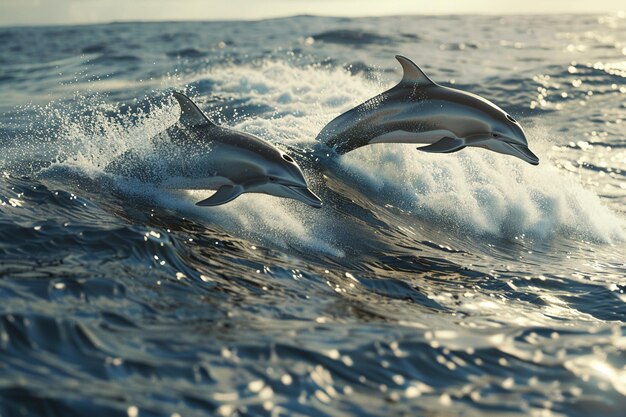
<box><xmin>1</xmin><ymin>14</ymin><xmax>625</xmax><ymax>417</ymax></box>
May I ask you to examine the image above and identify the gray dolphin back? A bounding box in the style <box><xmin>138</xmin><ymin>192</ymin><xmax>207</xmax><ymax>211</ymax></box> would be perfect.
<box><xmin>317</xmin><ymin>55</ymin><xmax>438</xmax><ymax>154</ymax></box>
<box><xmin>108</xmin><ymin>92</ymin><xmax>323</xmax><ymax>208</ymax></box>
<box><xmin>316</xmin><ymin>55</ymin><xmax>539</xmax><ymax>166</ymax></box>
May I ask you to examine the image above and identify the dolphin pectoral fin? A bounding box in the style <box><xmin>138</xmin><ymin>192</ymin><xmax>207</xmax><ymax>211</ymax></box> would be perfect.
<box><xmin>417</xmin><ymin>137</ymin><xmax>465</xmax><ymax>154</ymax></box>
<box><xmin>196</xmin><ymin>185</ymin><xmax>243</xmax><ymax>206</ymax></box>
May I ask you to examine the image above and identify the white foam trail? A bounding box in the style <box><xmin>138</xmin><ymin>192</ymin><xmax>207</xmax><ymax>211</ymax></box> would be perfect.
<box><xmin>183</xmin><ymin>60</ymin><xmax>380</xmax><ymax>145</ymax></box>
<box><xmin>183</xmin><ymin>190</ymin><xmax>344</xmax><ymax>257</ymax></box>
<box><xmin>31</xmin><ymin>87</ymin><xmax>346</xmax><ymax>255</ymax></box>
<box><xmin>340</xmin><ymin>125</ymin><xmax>625</xmax><ymax>242</ymax></box>
<box><xmin>32</xmin><ymin>60</ymin><xmax>626</xmax><ymax>249</ymax></box>
<box><xmin>111</xmin><ymin>183</ymin><xmax>344</xmax><ymax>257</ymax></box>
<box><xmin>199</xmin><ymin>60</ymin><xmax>623</xmax><ymax>242</ymax></box>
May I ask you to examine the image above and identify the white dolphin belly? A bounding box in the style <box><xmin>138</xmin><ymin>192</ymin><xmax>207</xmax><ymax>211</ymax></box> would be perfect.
<box><xmin>160</xmin><ymin>176</ymin><xmax>232</xmax><ymax>190</ymax></box>
<box><xmin>368</xmin><ymin>129</ymin><xmax>458</xmax><ymax>145</ymax></box>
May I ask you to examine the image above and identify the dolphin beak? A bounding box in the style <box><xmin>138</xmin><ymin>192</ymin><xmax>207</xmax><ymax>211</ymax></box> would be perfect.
<box><xmin>286</xmin><ymin>186</ymin><xmax>323</xmax><ymax>208</ymax></box>
<box><xmin>509</xmin><ymin>143</ymin><xmax>540</xmax><ymax>165</ymax></box>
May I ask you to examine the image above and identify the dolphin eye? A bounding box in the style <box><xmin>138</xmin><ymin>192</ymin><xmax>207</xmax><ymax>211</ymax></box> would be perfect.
<box><xmin>268</xmin><ymin>176</ymin><xmax>277</xmax><ymax>182</ymax></box>
<box><xmin>493</xmin><ymin>133</ymin><xmax>499</xmax><ymax>138</ymax></box>
<box><xmin>282</xmin><ymin>154</ymin><xmax>294</xmax><ymax>163</ymax></box>
<box><xmin>506</xmin><ymin>114</ymin><xmax>517</xmax><ymax>123</ymax></box>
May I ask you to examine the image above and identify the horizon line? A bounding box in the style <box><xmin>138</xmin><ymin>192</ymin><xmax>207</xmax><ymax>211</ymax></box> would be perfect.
<box><xmin>1</xmin><ymin>11</ymin><xmax>621</xmax><ymax>30</ymax></box>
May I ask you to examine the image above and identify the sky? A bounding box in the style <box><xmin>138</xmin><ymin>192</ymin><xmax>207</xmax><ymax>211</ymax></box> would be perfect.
<box><xmin>1</xmin><ymin>0</ymin><xmax>624</xmax><ymax>27</ymax></box>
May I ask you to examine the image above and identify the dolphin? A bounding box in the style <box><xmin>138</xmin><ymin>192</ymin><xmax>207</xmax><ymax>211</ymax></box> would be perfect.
<box><xmin>105</xmin><ymin>92</ymin><xmax>322</xmax><ymax>208</ymax></box>
<box><xmin>317</xmin><ymin>55</ymin><xmax>539</xmax><ymax>165</ymax></box>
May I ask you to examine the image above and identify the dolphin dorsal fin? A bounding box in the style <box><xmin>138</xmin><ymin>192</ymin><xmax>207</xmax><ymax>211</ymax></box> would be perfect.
<box><xmin>172</xmin><ymin>92</ymin><xmax>215</xmax><ymax>127</ymax></box>
<box><xmin>395</xmin><ymin>55</ymin><xmax>436</xmax><ymax>87</ymax></box>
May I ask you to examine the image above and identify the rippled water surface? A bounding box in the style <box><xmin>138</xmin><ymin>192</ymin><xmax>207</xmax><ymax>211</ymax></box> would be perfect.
<box><xmin>1</xmin><ymin>14</ymin><xmax>625</xmax><ymax>417</ymax></box>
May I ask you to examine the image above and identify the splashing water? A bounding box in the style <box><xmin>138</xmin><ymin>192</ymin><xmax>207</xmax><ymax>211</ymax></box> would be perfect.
<box><xmin>1</xmin><ymin>14</ymin><xmax>625</xmax><ymax>417</ymax></box>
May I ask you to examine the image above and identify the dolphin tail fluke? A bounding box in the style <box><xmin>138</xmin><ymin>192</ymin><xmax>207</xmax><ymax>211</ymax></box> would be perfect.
<box><xmin>196</xmin><ymin>185</ymin><xmax>243</xmax><ymax>206</ymax></box>
<box><xmin>417</xmin><ymin>137</ymin><xmax>465</xmax><ymax>154</ymax></box>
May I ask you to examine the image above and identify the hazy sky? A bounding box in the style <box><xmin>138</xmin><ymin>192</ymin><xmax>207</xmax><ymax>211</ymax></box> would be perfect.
<box><xmin>1</xmin><ymin>0</ymin><xmax>624</xmax><ymax>27</ymax></box>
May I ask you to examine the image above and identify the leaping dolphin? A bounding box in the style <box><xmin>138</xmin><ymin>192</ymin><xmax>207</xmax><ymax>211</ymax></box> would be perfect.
<box><xmin>317</xmin><ymin>55</ymin><xmax>539</xmax><ymax>165</ymax></box>
<box><xmin>106</xmin><ymin>92</ymin><xmax>322</xmax><ymax>208</ymax></box>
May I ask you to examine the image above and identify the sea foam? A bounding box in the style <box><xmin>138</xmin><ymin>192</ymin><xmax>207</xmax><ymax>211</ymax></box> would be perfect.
<box><xmin>22</xmin><ymin>60</ymin><xmax>626</xmax><ymax>249</ymax></box>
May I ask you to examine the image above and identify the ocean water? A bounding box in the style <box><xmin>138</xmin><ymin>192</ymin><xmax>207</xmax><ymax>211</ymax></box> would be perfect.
<box><xmin>0</xmin><ymin>13</ymin><xmax>625</xmax><ymax>417</ymax></box>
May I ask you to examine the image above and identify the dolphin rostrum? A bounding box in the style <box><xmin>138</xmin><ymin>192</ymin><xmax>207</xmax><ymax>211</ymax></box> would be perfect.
<box><xmin>106</xmin><ymin>92</ymin><xmax>322</xmax><ymax>207</ymax></box>
<box><xmin>317</xmin><ymin>55</ymin><xmax>539</xmax><ymax>165</ymax></box>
